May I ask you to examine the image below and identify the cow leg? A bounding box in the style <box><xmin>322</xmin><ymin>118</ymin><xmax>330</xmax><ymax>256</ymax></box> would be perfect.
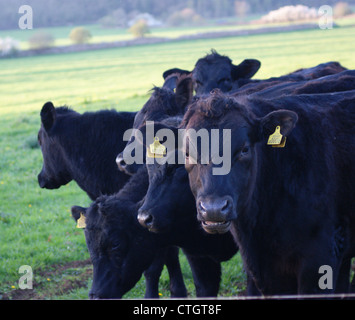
<box><xmin>297</xmin><ymin>256</ymin><xmax>339</xmax><ymax>295</ymax></box>
<box><xmin>164</xmin><ymin>246</ymin><xmax>188</xmax><ymax>297</ymax></box>
<box><xmin>143</xmin><ymin>247</ymin><xmax>187</xmax><ymax>298</ymax></box>
<box><xmin>185</xmin><ymin>254</ymin><xmax>221</xmax><ymax>297</ymax></box>
<box><xmin>246</xmin><ymin>273</ymin><xmax>261</xmax><ymax>296</ymax></box>
<box><xmin>143</xmin><ymin>251</ymin><xmax>165</xmax><ymax>298</ymax></box>
<box><xmin>297</xmin><ymin>225</ymin><xmax>348</xmax><ymax>295</ymax></box>
<box><xmin>351</xmin><ymin>271</ymin><xmax>355</xmax><ymax>293</ymax></box>
<box><xmin>335</xmin><ymin>258</ymin><xmax>351</xmax><ymax>293</ymax></box>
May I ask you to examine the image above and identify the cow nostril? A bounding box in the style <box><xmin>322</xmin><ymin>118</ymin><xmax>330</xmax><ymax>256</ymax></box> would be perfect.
<box><xmin>145</xmin><ymin>215</ymin><xmax>153</xmax><ymax>225</ymax></box>
<box><xmin>198</xmin><ymin>201</ymin><xmax>207</xmax><ymax>214</ymax></box>
<box><xmin>138</xmin><ymin>211</ymin><xmax>154</xmax><ymax>228</ymax></box>
<box><xmin>221</xmin><ymin>199</ymin><xmax>231</xmax><ymax>213</ymax></box>
<box><xmin>116</xmin><ymin>156</ymin><xmax>127</xmax><ymax>169</ymax></box>
<box><xmin>198</xmin><ymin>197</ymin><xmax>233</xmax><ymax>220</ymax></box>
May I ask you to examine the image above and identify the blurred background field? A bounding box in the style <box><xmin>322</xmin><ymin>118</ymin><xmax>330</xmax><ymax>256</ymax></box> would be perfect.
<box><xmin>0</xmin><ymin>0</ymin><xmax>355</xmax><ymax>299</ymax></box>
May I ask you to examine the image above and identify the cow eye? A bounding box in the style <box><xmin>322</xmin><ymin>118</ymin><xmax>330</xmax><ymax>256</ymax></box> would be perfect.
<box><xmin>238</xmin><ymin>146</ymin><xmax>251</xmax><ymax>160</ymax></box>
<box><xmin>218</xmin><ymin>78</ymin><xmax>230</xmax><ymax>84</ymax></box>
<box><xmin>241</xmin><ymin>146</ymin><xmax>250</xmax><ymax>155</ymax></box>
<box><xmin>195</xmin><ymin>80</ymin><xmax>203</xmax><ymax>86</ymax></box>
<box><xmin>235</xmin><ymin>145</ymin><xmax>250</xmax><ymax>161</ymax></box>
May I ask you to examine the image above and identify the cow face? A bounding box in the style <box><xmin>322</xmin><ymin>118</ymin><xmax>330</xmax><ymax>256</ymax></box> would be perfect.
<box><xmin>163</xmin><ymin>51</ymin><xmax>261</xmax><ymax>96</ymax></box>
<box><xmin>138</xmin><ymin>158</ymin><xmax>190</xmax><ymax>233</ymax></box>
<box><xmin>72</xmin><ymin>200</ymin><xmax>155</xmax><ymax>299</ymax></box>
<box><xmin>192</xmin><ymin>56</ymin><xmax>261</xmax><ymax>95</ymax></box>
<box><xmin>129</xmin><ymin>123</ymin><xmax>189</xmax><ymax>233</ymax></box>
<box><xmin>183</xmin><ymin>92</ymin><xmax>298</xmax><ymax>234</ymax></box>
<box><xmin>116</xmin><ymin>76</ymin><xmax>193</xmax><ymax>175</ymax></box>
<box><xmin>37</xmin><ymin>102</ymin><xmax>71</xmax><ymax>189</ymax></box>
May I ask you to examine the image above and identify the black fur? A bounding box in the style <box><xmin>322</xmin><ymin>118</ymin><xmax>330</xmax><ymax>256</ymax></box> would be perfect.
<box><xmin>38</xmin><ymin>102</ymin><xmax>187</xmax><ymax>298</ymax></box>
<box><xmin>163</xmin><ymin>51</ymin><xmax>346</xmax><ymax>96</ymax></box>
<box><xmin>183</xmin><ymin>89</ymin><xmax>355</xmax><ymax>295</ymax></box>
<box><xmin>73</xmin><ymin>166</ymin><xmax>237</xmax><ymax>299</ymax></box>
<box><xmin>38</xmin><ymin>103</ymin><xmax>135</xmax><ymax>199</ymax></box>
<box><xmin>163</xmin><ymin>50</ymin><xmax>261</xmax><ymax>95</ymax></box>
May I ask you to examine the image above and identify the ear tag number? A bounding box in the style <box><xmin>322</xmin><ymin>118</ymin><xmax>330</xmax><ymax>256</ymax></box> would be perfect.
<box><xmin>147</xmin><ymin>137</ymin><xmax>166</xmax><ymax>158</ymax></box>
<box><xmin>267</xmin><ymin>126</ymin><xmax>287</xmax><ymax>148</ymax></box>
<box><xmin>76</xmin><ymin>212</ymin><xmax>86</xmax><ymax>229</ymax></box>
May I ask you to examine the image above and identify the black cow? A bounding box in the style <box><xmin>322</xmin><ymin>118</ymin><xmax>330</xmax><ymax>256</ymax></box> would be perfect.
<box><xmin>163</xmin><ymin>50</ymin><xmax>347</xmax><ymax>95</ymax></box>
<box><xmin>233</xmin><ymin>69</ymin><xmax>355</xmax><ymax>98</ymax></box>
<box><xmin>37</xmin><ymin>102</ymin><xmax>187</xmax><ymax>298</ymax></box>
<box><xmin>246</xmin><ymin>61</ymin><xmax>347</xmax><ymax>87</ymax></box>
<box><xmin>234</xmin><ymin>60</ymin><xmax>347</xmax><ymax>92</ymax></box>
<box><xmin>38</xmin><ymin>102</ymin><xmax>135</xmax><ymax>199</ymax></box>
<box><xmin>72</xmin><ymin>165</ymin><xmax>237</xmax><ymax>299</ymax></box>
<box><xmin>181</xmin><ymin>89</ymin><xmax>355</xmax><ymax>295</ymax></box>
<box><xmin>284</xmin><ymin>61</ymin><xmax>347</xmax><ymax>81</ymax></box>
<box><xmin>163</xmin><ymin>50</ymin><xmax>261</xmax><ymax>95</ymax></box>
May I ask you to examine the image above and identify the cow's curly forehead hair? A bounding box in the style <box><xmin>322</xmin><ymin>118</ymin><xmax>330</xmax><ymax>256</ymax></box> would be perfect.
<box><xmin>181</xmin><ymin>89</ymin><xmax>251</xmax><ymax>127</ymax></box>
<box><xmin>195</xmin><ymin>49</ymin><xmax>231</xmax><ymax>67</ymax></box>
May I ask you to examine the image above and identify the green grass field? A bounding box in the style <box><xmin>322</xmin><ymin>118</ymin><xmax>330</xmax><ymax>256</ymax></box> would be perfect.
<box><xmin>1</xmin><ymin>24</ymin><xmax>355</xmax><ymax>299</ymax></box>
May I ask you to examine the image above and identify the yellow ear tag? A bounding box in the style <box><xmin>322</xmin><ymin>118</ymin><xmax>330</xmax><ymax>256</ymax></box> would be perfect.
<box><xmin>267</xmin><ymin>126</ymin><xmax>287</xmax><ymax>148</ymax></box>
<box><xmin>76</xmin><ymin>212</ymin><xmax>86</xmax><ymax>229</ymax></box>
<box><xmin>147</xmin><ymin>137</ymin><xmax>166</xmax><ymax>158</ymax></box>
<box><xmin>273</xmin><ymin>136</ymin><xmax>286</xmax><ymax>148</ymax></box>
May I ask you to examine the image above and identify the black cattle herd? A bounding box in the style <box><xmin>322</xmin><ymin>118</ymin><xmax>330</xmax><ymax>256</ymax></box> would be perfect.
<box><xmin>37</xmin><ymin>50</ymin><xmax>355</xmax><ymax>299</ymax></box>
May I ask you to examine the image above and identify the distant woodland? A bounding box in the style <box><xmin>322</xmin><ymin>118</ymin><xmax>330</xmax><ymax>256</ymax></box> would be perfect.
<box><xmin>0</xmin><ymin>0</ymin><xmax>346</xmax><ymax>29</ymax></box>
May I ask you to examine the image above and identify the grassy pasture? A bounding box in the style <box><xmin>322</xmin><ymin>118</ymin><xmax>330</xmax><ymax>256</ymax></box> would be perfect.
<box><xmin>0</xmin><ymin>25</ymin><xmax>355</xmax><ymax>299</ymax></box>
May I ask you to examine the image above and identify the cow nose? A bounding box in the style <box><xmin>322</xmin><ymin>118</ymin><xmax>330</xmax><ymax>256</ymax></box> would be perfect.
<box><xmin>116</xmin><ymin>154</ymin><xmax>127</xmax><ymax>171</ymax></box>
<box><xmin>137</xmin><ymin>210</ymin><xmax>154</xmax><ymax>229</ymax></box>
<box><xmin>38</xmin><ymin>172</ymin><xmax>46</xmax><ymax>188</ymax></box>
<box><xmin>198</xmin><ymin>197</ymin><xmax>233</xmax><ymax>221</ymax></box>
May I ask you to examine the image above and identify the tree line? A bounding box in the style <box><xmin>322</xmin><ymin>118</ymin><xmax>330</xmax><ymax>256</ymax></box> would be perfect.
<box><xmin>0</xmin><ymin>0</ymin><xmax>347</xmax><ymax>30</ymax></box>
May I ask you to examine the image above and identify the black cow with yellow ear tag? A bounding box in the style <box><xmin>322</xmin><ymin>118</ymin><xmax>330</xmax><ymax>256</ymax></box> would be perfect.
<box><xmin>182</xmin><ymin>88</ymin><xmax>355</xmax><ymax>295</ymax></box>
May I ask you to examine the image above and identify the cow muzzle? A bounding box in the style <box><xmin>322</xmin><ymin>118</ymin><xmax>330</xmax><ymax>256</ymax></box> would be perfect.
<box><xmin>37</xmin><ymin>171</ymin><xmax>61</xmax><ymax>189</ymax></box>
<box><xmin>197</xmin><ymin>196</ymin><xmax>235</xmax><ymax>234</ymax></box>
<box><xmin>137</xmin><ymin>209</ymin><xmax>154</xmax><ymax>229</ymax></box>
<box><xmin>116</xmin><ymin>154</ymin><xmax>139</xmax><ymax>176</ymax></box>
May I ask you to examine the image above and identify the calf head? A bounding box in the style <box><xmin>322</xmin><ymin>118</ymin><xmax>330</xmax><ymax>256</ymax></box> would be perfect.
<box><xmin>72</xmin><ymin>198</ymin><xmax>156</xmax><ymax>299</ymax></box>
<box><xmin>163</xmin><ymin>50</ymin><xmax>261</xmax><ymax>95</ymax></box>
<box><xmin>138</xmin><ymin>159</ymin><xmax>190</xmax><ymax>233</ymax></box>
<box><xmin>37</xmin><ymin>102</ymin><xmax>72</xmax><ymax>189</ymax></box>
<box><xmin>193</xmin><ymin>51</ymin><xmax>260</xmax><ymax>95</ymax></box>
<box><xmin>136</xmin><ymin>123</ymin><xmax>192</xmax><ymax>232</ymax></box>
<box><xmin>116</xmin><ymin>75</ymin><xmax>193</xmax><ymax>175</ymax></box>
<box><xmin>182</xmin><ymin>91</ymin><xmax>298</xmax><ymax>234</ymax></box>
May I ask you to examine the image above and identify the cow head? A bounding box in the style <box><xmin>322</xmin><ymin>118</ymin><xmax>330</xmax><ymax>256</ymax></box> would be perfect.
<box><xmin>134</xmin><ymin>123</ymin><xmax>193</xmax><ymax>233</ymax></box>
<box><xmin>138</xmin><ymin>159</ymin><xmax>190</xmax><ymax>233</ymax></box>
<box><xmin>116</xmin><ymin>75</ymin><xmax>193</xmax><ymax>175</ymax></box>
<box><xmin>182</xmin><ymin>91</ymin><xmax>298</xmax><ymax>234</ymax></box>
<box><xmin>163</xmin><ymin>50</ymin><xmax>261</xmax><ymax>95</ymax></box>
<box><xmin>37</xmin><ymin>102</ymin><xmax>72</xmax><ymax>189</ymax></box>
<box><xmin>71</xmin><ymin>198</ymin><xmax>156</xmax><ymax>299</ymax></box>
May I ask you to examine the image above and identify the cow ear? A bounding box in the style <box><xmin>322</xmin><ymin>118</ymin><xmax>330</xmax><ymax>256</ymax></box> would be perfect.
<box><xmin>71</xmin><ymin>205</ymin><xmax>87</xmax><ymax>222</ymax></box>
<box><xmin>258</xmin><ymin>110</ymin><xmax>298</xmax><ymax>141</ymax></box>
<box><xmin>162</xmin><ymin>73</ymin><xmax>179</xmax><ymax>91</ymax></box>
<box><xmin>232</xmin><ymin>59</ymin><xmax>261</xmax><ymax>80</ymax></box>
<box><xmin>40</xmin><ymin>101</ymin><xmax>56</xmax><ymax>132</ymax></box>
<box><xmin>175</xmin><ymin>75</ymin><xmax>193</xmax><ymax>111</ymax></box>
<box><xmin>163</xmin><ymin>68</ymin><xmax>191</xmax><ymax>80</ymax></box>
<box><xmin>138</xmin><ymin>122</ymin><xmax>180</xmax><ymax>150</ymax></box>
